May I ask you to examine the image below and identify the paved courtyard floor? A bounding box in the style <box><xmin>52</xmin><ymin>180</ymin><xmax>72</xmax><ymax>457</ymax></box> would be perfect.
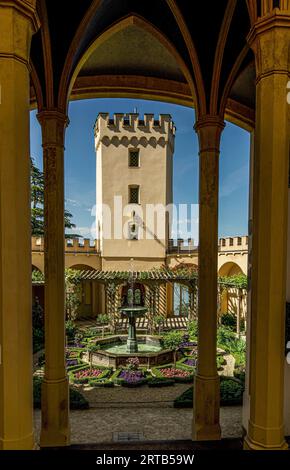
<box><xmin>34</xmin><ymin>384</ymin><xmax>242</xmax><ymax>445</ymax></box>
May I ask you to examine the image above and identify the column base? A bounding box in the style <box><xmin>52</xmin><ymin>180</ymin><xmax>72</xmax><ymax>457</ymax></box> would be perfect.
<box><xmin>0</xmin><ymin>432</ymin><xmax>35</xmax><ymax>450</ymax></box>
<box><xmin>192</xmin><ymin>373</ymin><xmax>221</xmax><ymax>441</ymax></box>
<box><xmin>244</xmin><ymin>420</ymin><xmax>288</xmax><ymax>450</ymax></box>
<box><xmin>244</xmin><ymin>435</ymin><xmax>288</xmax><ymax>450</ymax></box>
<box><xmin>40</xmin><ymin>377</ymin><xmax>70</xmax><ymax>448</ymax></box>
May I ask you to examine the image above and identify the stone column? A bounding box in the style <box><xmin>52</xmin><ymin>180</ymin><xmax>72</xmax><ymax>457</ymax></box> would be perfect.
<box><xmin>0</xmin><ymin>0</ymin><xmax>39</xmax><ymax>450</ymax></box>
<box><xmin>285</xmin><ymin>157</ymin><xmax>290</xmax><ymax>435</ymax></box>
<box><xmin>37</xmin><ymin>110</ymin><xmax>70</xmax><ymax>447</ymax></box>
<box><xmin>193</xmin><ymin>117</ymin><xmax>225</xmax><ymax>441</ymax></box>
<box><xmin>244</xmin><ymin>14</ymin><xmax>290</xmax><ymax>450</ymax></box>
<box><xmin>242</xmin><ymin>131</ymin><xmax>254</xmax><ymax>434</ymax></box>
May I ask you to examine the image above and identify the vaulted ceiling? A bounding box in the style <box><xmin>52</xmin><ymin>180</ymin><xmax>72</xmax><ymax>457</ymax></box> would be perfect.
<box><xmin>30</xmin><ymin>0</ymin><xmax>257</xmax><ymax>128</ymax></box>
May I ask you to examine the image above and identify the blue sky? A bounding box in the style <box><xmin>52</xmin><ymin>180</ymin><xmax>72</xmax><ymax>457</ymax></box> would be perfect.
<box><xmin>30</xmin><ymin>98</ymin><xmax>250</xmax><ymax>240</ymax></box>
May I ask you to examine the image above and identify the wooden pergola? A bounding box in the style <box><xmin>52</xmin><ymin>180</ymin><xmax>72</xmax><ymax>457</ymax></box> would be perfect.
<box><xmin>77</xmin><ymin>267</ymin><xmax>198</xmax><ymax>328</ymax></box>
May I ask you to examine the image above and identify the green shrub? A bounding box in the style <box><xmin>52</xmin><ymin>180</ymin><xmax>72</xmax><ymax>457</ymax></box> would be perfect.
<box><xmin>162</xmin><ymin>330</ymin><xmax>183</xmax><ymax>350</ymax></box>
<box><xmin>173</xmin><ymin>376</ymin><xmax>244</xmax><ymax>408</ymax></box>
<box><xmin>221</xmin><ymin>312</ymin><xmax>236</xmax><ymax>330</ymax></box>
<box><xmin>174</xmin><ymin>386</ymin><xmax>193</xmax><ymax>408</ymax></box>
<box><xmin>147</xmin><ymin>377</ymin><xmax>175</xmax><ymax>387</ymax></box>
<box><xmin>33</xmin><ymin>328</ymin><xmax>44</xmax><ymax>354</ymax></box>
<box><xmin>88</xmin><ymin>380</ymin><xmax>114</xmax><ymax>388</ymax></box>
<box><xmin>65</xmin><ymin>320</ymin><xmax>77</xmax><ymax>342</ymax></box>
<box><xmin>33</xmin><ymin>377</ymin><xmax>89</xmax><ymax>409</ymax></box>
<box><xmin>220</xmin><ymin>376</ymin><xmax>244</xmax><ymax>406</ymax></box>
<box><xmin>217</xmin><ymin>354</ymin><xmax>226</xmax><ymax>370</ymax></box>
<box><xmin>38</xmin><ymin>353</ymin><xmax>45</xmax><ymax>367</ymax></box>
<box><xmin>187</xmin><ymin>320</ymin><xmax>198</xmax><ymax>340</ymax></box>
<box><xmin>97</xmin><ymin>314</ymin><xmax>109</xmax><ymax>325</ymax></box>
<box><xmin>69</xmin><ymin>387</ymin><xmax>89</xmax><ymax>409</ymax></box>
<box><xmin>217</xmin><ymin>326</ymin><xmax>246</xmax><ymax>356</ymax></box>
<box><xmin>233</xmin><ymin>369</ymin><xmax>246</xmax><ymax>384</ymax></box>
<box><xmin>233</xmin><ymin>351</ymin><xmax>246</xmax><ymax>368</ymax></box>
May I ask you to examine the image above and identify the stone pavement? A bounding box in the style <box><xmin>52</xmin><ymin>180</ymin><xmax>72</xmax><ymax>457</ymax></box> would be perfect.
<box><xmin>33</xmin><ymin>384</ymin><xmax>242</xmax><ymax>445</ymax></box>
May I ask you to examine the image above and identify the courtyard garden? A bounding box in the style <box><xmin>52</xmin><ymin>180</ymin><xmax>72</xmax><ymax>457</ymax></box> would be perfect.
<box><xmin>33</xmin><ymin>317</ymin><xmax>246</xmax><ymax>410</ymax></box>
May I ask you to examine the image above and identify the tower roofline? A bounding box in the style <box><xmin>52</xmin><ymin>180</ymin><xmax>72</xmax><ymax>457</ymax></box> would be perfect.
<box><xmin>94</xmin><ymin>112</ymin><xmax>176</xmax><ymax>135</ymax></box>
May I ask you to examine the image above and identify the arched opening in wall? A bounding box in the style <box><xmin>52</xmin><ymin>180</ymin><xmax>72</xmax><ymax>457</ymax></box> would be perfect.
<box><xmin>67</xmin><ymin>264</ymin><xmax>98</xmax><ymax>320</ymax></box>
<box><xmin>29</xmin><ymin>10</ymin><xmax>252</xmax><ymax>449</ymax></box>
<box><xmin>218</xmin><ymin>262</ymin><xmax>244</xmax><ymax>277</ymax></box>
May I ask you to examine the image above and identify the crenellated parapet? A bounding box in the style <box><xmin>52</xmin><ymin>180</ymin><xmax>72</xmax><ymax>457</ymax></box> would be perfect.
<box><xmin>32</xmin><ymin>236</ymin><xmax>100</xmax><ymax>253</ymax></box>
<box><xmin>94</xmin><ymin>112</ymin><xmax>175</xmax><ymax>151</ymax></box>
<box><xmin>218</xmin><ymin>236</ymin><xmax>248</xmax><ymax>251</ymax></box>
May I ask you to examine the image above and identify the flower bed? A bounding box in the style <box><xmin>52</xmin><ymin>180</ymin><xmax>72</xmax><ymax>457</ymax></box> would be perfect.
<box><xmin>152</xmin><ymin>365</ymin><xmax>194</xmax><ymax>383</ymax></box>
<box><xmin>72</xmin><ymin>366</ymin><xmax>111</xmax><ymax>384</ymax></box>
<box><xmin>152</xmin><ymin>366</ymin><xmax>194</xmax><ymax>383</ymax></box>
<box><xmin>159</xmin><ymin>367</ymin><xmax>191</xmax><ymax>379</ymax></box>
<box><xmin>182</xmin><ymin>358</ymin><xmax>197</xmax><ymax>368</ymax></box>
<box><xmin>74</xmin><ymin>368</ymin><xmax>103</xmax><ymax>383</ymax></box>
<box><xmin>66</xmin><ymin>359</ymin><xmax>79</xmax><ymax>367</ymax></box>
<box><xmin>114</xmin><ymin>369</ymin><xmax>147</xmax><ymax>387</ymax></box>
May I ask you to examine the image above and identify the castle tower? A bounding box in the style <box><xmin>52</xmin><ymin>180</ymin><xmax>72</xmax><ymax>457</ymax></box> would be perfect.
<box><xmin>94</xmin><ymin>113</ymin><xmax>175</xmax><ymax>270</ymax></box>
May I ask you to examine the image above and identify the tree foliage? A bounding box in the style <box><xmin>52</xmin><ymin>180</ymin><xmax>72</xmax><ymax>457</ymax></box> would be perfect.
<box><xmin>30</xmin><ymin>157</ymin><xmax>78</xmax><ymax>237</ymax></box>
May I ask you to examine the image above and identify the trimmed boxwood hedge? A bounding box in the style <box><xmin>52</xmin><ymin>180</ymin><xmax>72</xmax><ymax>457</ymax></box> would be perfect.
<box><xmin>33</xmin><ymin>376</ymin><xmax>89</xmax><ymax>409</ymax></box>
<box><xmin>115</xmin><ymin>377</ymin><xmax>148</xmax><ymax>387</ymax></box>
<box><xmin>147</xmin><ymin>377</ymin><xmax>175</xmax><ymax>387</ymax></box>
<box><xmin>173</xmin><ymin>376</ymin><xmax>244</xmax><ymax>408</ymax></box>
<box><xmin>88</xmin><ymin>380</ymin><xmax>114</xmax><ymax>388</ymax></box>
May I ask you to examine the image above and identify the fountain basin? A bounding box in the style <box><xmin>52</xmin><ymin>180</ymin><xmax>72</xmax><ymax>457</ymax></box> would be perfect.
<box><xmin>84</xmin><ymin>335</ymin><xmax>175</xmax><ymax>369</ymax></box>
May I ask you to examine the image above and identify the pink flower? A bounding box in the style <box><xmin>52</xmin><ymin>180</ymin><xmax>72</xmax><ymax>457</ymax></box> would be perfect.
<box><xmin>160</xmin><ymin>368</ymin><xmax>190</xmax><ymax>378</ymax></box>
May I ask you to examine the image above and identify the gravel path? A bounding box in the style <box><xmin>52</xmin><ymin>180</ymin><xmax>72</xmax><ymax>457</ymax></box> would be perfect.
<box><xmin>33</xmin><ymin>383</ymin><xmax>242</xmax><ymax>445</ymax></box>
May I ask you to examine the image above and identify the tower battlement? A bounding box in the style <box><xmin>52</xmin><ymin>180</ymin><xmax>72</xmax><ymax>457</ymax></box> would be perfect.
<box><xmin>94</xmin><ymin>113</ymin><xmax>175</xmax><ymax>149</ymax></box>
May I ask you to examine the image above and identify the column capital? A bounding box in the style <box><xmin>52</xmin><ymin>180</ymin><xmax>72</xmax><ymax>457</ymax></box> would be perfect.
<box><xmin>37</xmin><ymin>110</ymin><xmax>69</xmax><ymax>148</ymax></box>
<box><xmin>247</xmin><ymin>12</ymin><xmax>290</xmax><ymax>80</ymax></box>
<box><xmin>0</xmin><ymin>0</ymin><xmax>40</xmax><ymax>67</ymax></box>
<box><xmin>194</xmin><ymin>116</ymin><xmax>225</xmax><ymax>153</ymax></box>
<box><xmin>0</xmin><ymin>0</ymin><xmax>40</xmax><ymax>33</ymax></box>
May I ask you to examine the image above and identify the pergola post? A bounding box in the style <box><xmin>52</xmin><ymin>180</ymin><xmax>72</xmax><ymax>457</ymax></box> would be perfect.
<box><xmin>193</xmin><ymin>117</ymin><xmax>225</xmax><ymax>441</ymax></box>
<box><xmin>37</xmin><ymin>110</ymin><xmax>70</xmax><ymax>447</ymax></box>
<box><xmin>0</xmin><ymin>0</ymin><xmax>39</xmax><ymax>450</ymax></box>
<box><xmin>166</xmin><ymin>283</ymin><xmax>174</xmax><ymax>316</ymax></box>
<box><xmin>244</xmin><ymin>13</ymin><xmax>290</xmax><ymax>450</ymax></box>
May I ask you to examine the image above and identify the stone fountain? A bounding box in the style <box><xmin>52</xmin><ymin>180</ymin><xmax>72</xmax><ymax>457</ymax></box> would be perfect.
<box><xmin>86</xmin><ymin>259</ymin><xmax>175</xmax><ymax>368</ymax></box>
<box><xmin>118</xmin><ymin>258</ymin><xmax>147</xmax><ymax>353</ymax></box>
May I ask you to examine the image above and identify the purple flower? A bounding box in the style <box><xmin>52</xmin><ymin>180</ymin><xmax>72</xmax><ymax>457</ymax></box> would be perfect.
<box><xmin>119</xmin><ymin>370</ymin><xmax>144</xmax><ymax>383</ymax></box>
<box><xmin>184</xmin><ymin>358</ymin><xmax>196</xmax><ymax>367</ymax></box>
<box><xmin>66</xmin><ymin>359</ymin><xmax>78</xmax><ymax>367</ymax></box>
